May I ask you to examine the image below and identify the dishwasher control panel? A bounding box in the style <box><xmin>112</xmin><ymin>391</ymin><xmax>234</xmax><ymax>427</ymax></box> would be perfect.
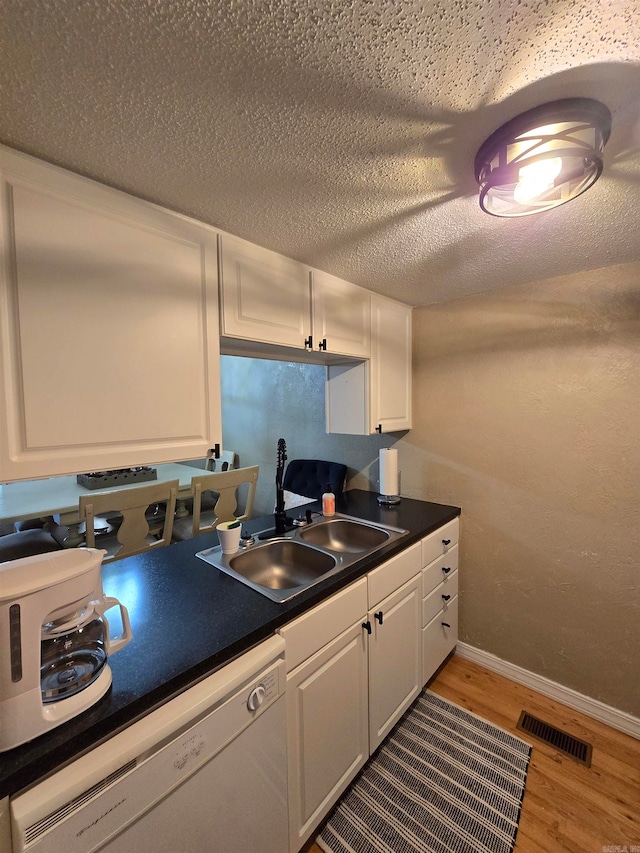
<box><xmin>171</xmin><ymin>667</ymin><xmax>280</xmax><ymax>773</ymax></box>
<box><xmin>247</xmin><ymin>669</ymin><xmax>278</xmax><ymax>710</ymax></box>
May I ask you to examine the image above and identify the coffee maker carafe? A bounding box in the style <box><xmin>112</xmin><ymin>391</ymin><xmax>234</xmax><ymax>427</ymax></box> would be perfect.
<box><xmin>0</xmin><ymin>548</ymin><xmax>131</xmax><ymax>752</ymax></box>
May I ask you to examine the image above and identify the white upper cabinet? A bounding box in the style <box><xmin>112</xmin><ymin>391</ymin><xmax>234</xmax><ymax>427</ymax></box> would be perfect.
<box><xmin>310</xmin><ymin>270</ymin><xmax>370</xmax><ymax>358</ymax></box>
<box><xmin>369</xmin><ymin>293</ymin><xmax>412</xmax><ymax>433</ymax></box>
<box><xmin>219</xmin><ymin>234</ymin><xmax>371</xmax><ymax>360</ymax></box>
<box><xmin>326</xmin><ymin>294</ymin><xmax>412</xmax><ymax>434</ymax></box>
<box><xmin>0</xmin><ymin>146</ymin><xmax>222</xmax><ymax>482</ymax></box>
<box><xmin>218</xmin><ymin>233</ymin><xmax>312</xmax><ymax>350</ymax></box>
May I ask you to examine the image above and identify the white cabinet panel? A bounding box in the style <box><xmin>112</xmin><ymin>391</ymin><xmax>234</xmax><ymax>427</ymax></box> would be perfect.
<box><xmin>218</xmin><ymin>232</ymin><xmax>311</xmax><ymax>349</ymax></box>
<box><xmin>286</xmin><ymin>620</ymin><xmax>368</xmax><ymax>852</ymax></box>
<box><xmin>0</xmin><ymin>146</ymin><xmax>221</xmax><ymax>481</ymax></box>
<box><xmin>369</xmin><ymin>294</ymin><xmax>412</xmax><ymax>433</ymax></box>
<box><xmin>326</xmin><ymin>294</ymin><xmax>412</xmax><ymax>435</ymax></box>
<box><xmin>311</xmin><ymin>270</ymin><xmax>370</xmax><ymax>358</ymax></box>
<box><xmin>368</xmin><ymin>574</ymin><xmax>422</xmax><ymax>752</ymax></box>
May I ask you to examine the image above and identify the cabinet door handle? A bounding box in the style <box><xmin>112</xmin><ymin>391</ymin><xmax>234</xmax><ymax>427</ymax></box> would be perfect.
<box><xmin>441</xmin><ymin>622</ymin><xmax>451</xmax><ymax>628</ymax></box>
<box><xmin>304</xmin><ymin>335</ymin><xmax>313</xmax><ymax>349</ymax></box>
<box><xmin>442</xmin><ymin>566</ymin><xmax>451</xmax><ymax>574</ymax></box>
<box><xmin>374</xmin><ymin>611</ymin><xmax>383</xmax><ymax>625</ymax></box>
<box><xmin>362</xmin><ymin>621</ymin><xmax>372</xmax><ymax>635</ymax></box>
<box><xmin>318</xmin><ymin>338</ymin><xmax>327</xmax><ymax>351</ymax></box>
<box><xmin>442</xmin><ymin>594</ymin><xmax>451</xmax><ymax>601</ymax></box>
<box><xmin>375</xmin><ymin>424</ymin><xmax>382</xmax><ymax>433</ymax></box>
<box><xmin>442</xmin><ymin>538</ymin><xmax>451</xmax><ymax>546</ymax></box>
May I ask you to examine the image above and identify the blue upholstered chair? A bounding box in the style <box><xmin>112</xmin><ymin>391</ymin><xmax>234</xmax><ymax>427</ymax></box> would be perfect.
<box><xmin>282</xmin><ymin>459</ymin><xmax>347</xmax><ymax>509</ymax></box>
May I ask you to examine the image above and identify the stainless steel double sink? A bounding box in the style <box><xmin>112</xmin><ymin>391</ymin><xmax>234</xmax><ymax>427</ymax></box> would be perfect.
<box><xmin>196</xmin><ymin>513</ymin><xmax>408</xmax><ymax>602</ymax></box>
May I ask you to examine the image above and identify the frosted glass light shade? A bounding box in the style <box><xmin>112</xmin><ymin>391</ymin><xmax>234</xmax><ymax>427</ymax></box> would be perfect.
<box><xmin>474</xmin><ymin>99</ymin><xmax>611</xmax><ymax>217</ymax></box>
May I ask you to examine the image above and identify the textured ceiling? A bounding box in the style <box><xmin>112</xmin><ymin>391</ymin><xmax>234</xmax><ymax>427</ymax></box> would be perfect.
<box><xmin>1</xmin><ymin>0</ymin><xmax>639</xmax><ymax>306</ymax></box>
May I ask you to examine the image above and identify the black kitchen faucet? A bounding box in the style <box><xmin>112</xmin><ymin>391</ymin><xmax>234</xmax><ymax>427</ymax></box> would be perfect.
<box><xmin>259</xmin><ymin>437</ymin><xmax>294</xmax><ymax>539</ymax></box>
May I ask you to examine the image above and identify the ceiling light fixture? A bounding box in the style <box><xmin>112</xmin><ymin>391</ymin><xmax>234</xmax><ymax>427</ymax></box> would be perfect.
<box><xmin>474</xmin><ymin>98</ymin><xmax>611</xmax><ymax>217</ymax></box>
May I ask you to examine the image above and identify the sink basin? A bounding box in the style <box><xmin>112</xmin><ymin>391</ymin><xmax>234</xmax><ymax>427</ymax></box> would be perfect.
<box><xmin>196</xmin><ymin>538</ymin><xmax>338</xmax><ymax>603</ymax></box>
<box><xmin>229</xmin><ymin>539</ymin><xmax>336</xmax><ymax>590</ymax></box>
<box><xmin>195</xmin><ymin>513</ymin><xmax>408</xmax><ymax>603</ymax></box>
<box><xmin>299</xmin><ymin>518</ymin><xmax>390</xmax><ymax>553</ymax></box>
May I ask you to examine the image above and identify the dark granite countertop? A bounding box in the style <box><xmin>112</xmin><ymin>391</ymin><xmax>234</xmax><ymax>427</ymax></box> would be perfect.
<box><xmin>0</xmin><ymin>490</ymin><xmax>460</xmax><ymax>799</ymax></box>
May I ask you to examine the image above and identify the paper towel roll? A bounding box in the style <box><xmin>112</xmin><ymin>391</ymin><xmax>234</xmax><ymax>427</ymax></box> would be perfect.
<box><xmin>379</xmin><ymin>448</ymin><xmax>399</xmax><ymax>496</ymax></box>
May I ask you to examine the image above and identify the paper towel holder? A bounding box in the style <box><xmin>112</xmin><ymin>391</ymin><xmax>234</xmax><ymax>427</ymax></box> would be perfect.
<box><xmin>377</xmin><ymin>492</ymin><xmax>401</xmax><ymax>506</ymax></box>
<box><xmin>377</xmin><ymin>471</ymin><xmax>401</xmax><ymax>506</ymax></box>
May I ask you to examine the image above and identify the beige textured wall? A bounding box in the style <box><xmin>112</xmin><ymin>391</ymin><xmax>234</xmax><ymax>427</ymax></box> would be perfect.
<box><xmin>398</xmin><ymin>262</ymin><xmax>640</xmax><ymax>716</ymax></box>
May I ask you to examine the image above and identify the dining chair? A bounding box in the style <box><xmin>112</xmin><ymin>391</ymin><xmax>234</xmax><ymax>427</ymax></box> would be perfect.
<box><xmin>79</xmin><ymin>479</ymin><xmax>179</xmax><ymax>562</ymax></box>
<box><xmin>171</xmin><ymin>466</ymin><xmax>259</xmax><ymax>542</ymax></box>
<box><xmin>174</xmin><ymin>449</ymin><xmax>239</xmax><ymax>519</ymax></box>
<box><xmin>205</xmin><ymin>448</ymin><xmax>237</xmax><ymax>472</ymax></box>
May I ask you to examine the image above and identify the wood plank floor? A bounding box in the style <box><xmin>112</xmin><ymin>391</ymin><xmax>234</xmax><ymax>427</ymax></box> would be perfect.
<box><xmin>304</xmin><ymin>654</ymin><xmax>640</xmax><ymax>853</ymax></box>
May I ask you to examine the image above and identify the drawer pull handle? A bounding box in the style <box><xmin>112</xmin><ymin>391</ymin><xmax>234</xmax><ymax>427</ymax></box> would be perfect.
<box><xmin>442</xmin><ymin>538</ymin><xmax>451</xmax><ymax>546</ymax></box>
<box><xmin>442</xmin><ymin>594</ymin><xmax>451</xmax><ymax>601</ymax></box>
<box><xmin>374</xmin><ymin>611</ymin><xmax>384</xmax><ymax>625</ymax></box>
<box><xmin>362</xmin><ymin>621</ymin><xmax>372</xmax><ymax>635</ymax></box>
<box><xmin>441</xmin><ymin>622</ymin><xmax>451</xmax><ymax>628</ymax></box>
<box><xmin>442</xmin><ymin>566</ymin><xmax>451</xmax><ymax>574</ymax></box>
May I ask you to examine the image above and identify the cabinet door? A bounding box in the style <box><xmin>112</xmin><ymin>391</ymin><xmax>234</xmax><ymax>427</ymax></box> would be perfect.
<box><xmin>369</xmin><ymin>294</ymin><xmax>412</xmax><ymax>433</ymax></box>
<box><xmin>368</xmin><ymin>574</ymin><xmax>421</xmax><ymax>752</ymax></box>
<box><xmin>286</xmin><ymin>620</ymin><xmax>369</xmax><ymax>852</ymax></box>
<box><xmin>218</xmin><ymin>232</ymin><xmax>311</xmax><ymax>349</ymax></box>
<box><xmin>325</xmin><ymin>294</ymin><xmax>412</xmax><ymax>435</ymax></box>
<box><xmin>0</xmin><ymin>146</ymin><xmax>221</xmax><ymax>481</ymax></box>
<box><xmin>311</xmin><ymin>270</ymin><xmax>370</xmax><ymax>358</ymax></box>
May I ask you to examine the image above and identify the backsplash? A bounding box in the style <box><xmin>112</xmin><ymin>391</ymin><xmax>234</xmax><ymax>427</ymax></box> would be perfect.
<box><xmin>220</xmin><ymin>355</ymin><xmax>401</xmax><ymax>516</ymax></box>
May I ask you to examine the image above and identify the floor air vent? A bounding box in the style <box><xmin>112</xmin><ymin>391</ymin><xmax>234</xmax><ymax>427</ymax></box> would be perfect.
<box><xmin>517</xmin><ymin>711</ymin><xmax>592</xmax><ymax>767</ymax></box>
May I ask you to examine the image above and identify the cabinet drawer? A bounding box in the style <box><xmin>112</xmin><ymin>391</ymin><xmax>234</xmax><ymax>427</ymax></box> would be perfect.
<box><xmin>421</xmin><ymin>518</ymin><xmax>459</xmax><ymax>568</ymax></box>
<box><xmin>422</xmin><ymin>544</ymin><xmax>459</xmax><ymax>597</ymax></box>
<box><xmin>367</xmin><ymin>542</ymin><xmax>421</xmax><ymax>609</ymax></box>
<box><xmin>422</xmin><ymin>570</ymin><xmax>458</xmax><ymax>626</ymax></box>
<box><xmin>279</xmin><ymin>578</ymin><xmax>367</xmax><ymax>672</ymax></box>
<box><xmin>422</xmin><ymin>595</ymin><xmax>458</xmax><ymax>684</ymax></box>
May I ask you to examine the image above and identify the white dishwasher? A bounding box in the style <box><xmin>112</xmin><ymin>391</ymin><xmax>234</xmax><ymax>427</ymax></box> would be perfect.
<box><xmin>10</xmin><ymin>635</ymin><xmax>288</xmax><ymax>853</ymax></box>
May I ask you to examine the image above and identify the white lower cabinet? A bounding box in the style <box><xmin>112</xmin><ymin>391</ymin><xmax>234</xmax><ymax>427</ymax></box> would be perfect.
<box><xmin>368</xmin><ymin>573</ymin><xmax>422</xmax><ymax>752</ymax></box>
<box><xmin>421</xmin><ymin>520</ymin><xmax>460</xmax><ymax>683</ymax></box>
<box><xmin>366</xmin><ymin>541</ymin><xmax>422</xmax><ymax>752</ymax></box>
<box><xmin>280</xmin><ymin>542</ymin><xmax>422</xmax><ymax>852</ymax></box>
<box><xmin>280</xmin><ymin>579</ymin><xmax>369</xmax><ymax>853</ymax></box>
<box><xmin>285</xmin><ymin>619</ymin><xmax>369</xmax><ymax>851</ymax></box>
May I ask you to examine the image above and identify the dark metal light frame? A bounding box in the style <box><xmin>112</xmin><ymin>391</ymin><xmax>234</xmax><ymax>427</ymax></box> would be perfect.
<box><xmin>474</xmin><ymin>98</ymin><xmax>612</xmax><ymax>217</ymax></box>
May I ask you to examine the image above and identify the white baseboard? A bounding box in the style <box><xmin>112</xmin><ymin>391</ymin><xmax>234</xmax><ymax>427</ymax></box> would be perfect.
<box><xmin>455</xmin><ymin>642</ymin><xmax>640</xmax><ymax>740</ymax></box>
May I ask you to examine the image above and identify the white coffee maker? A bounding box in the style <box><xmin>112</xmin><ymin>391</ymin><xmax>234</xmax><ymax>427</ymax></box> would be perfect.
<box><xmin>0</xmin><ymin>547</ymin><xmax>132</xmax><ymax>752</ymax></box>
